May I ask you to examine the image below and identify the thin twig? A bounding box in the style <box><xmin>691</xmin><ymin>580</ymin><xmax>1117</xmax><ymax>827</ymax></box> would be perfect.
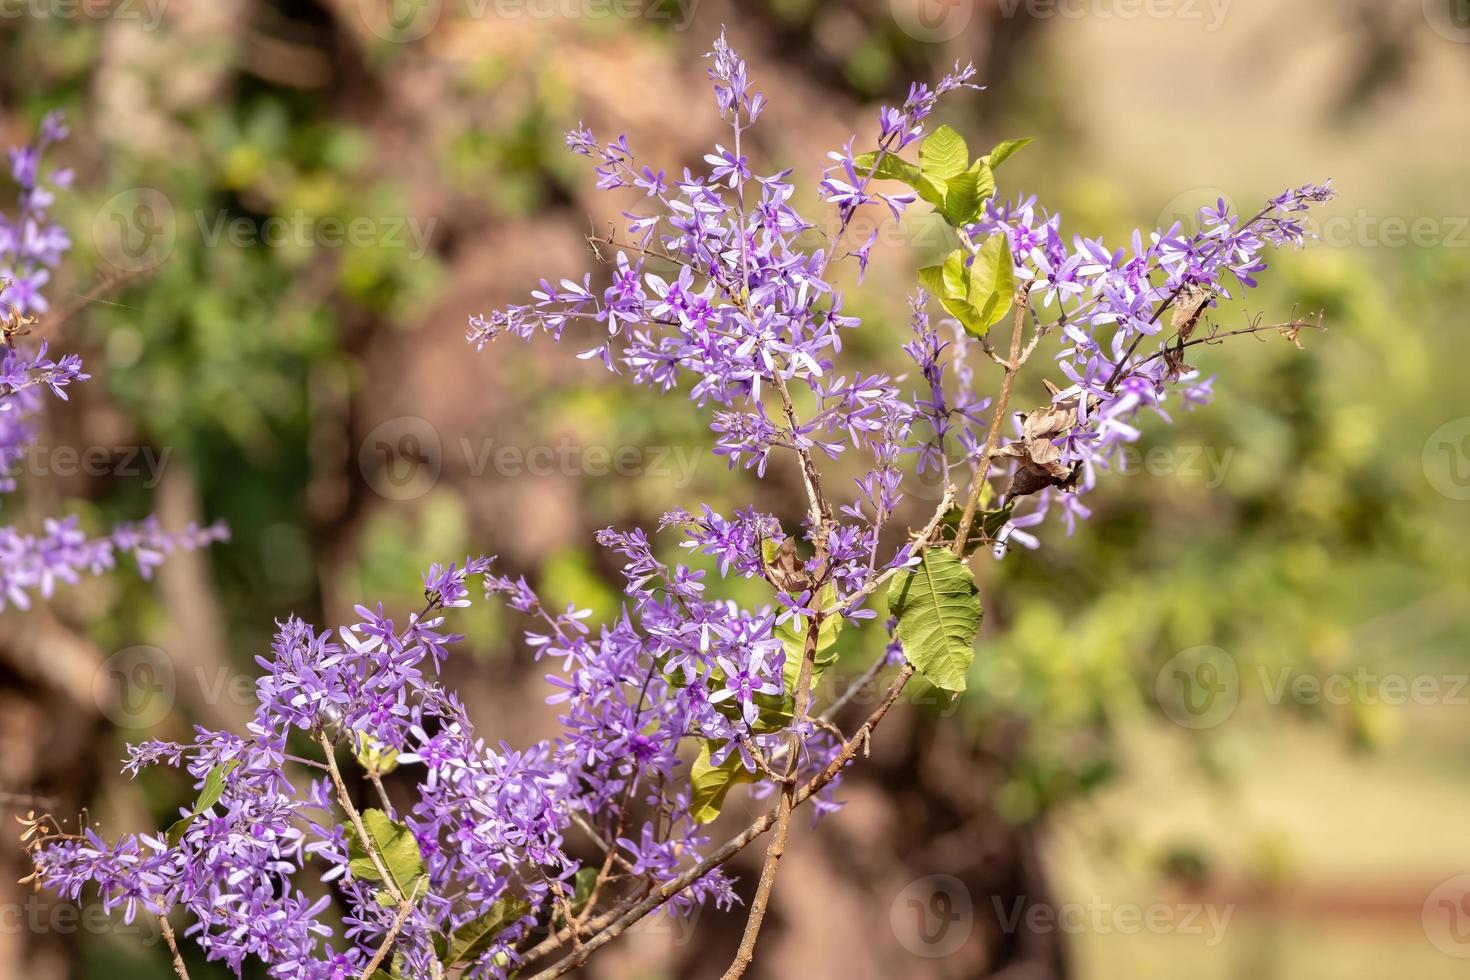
<box><xmin>317</xmin><ymin>732</ymin><xmax>405</xmax><ymax>904</ymax></box>
<box><xmin>358</xmin><ymin>885</ymin><xmax>421</xmax><ymax>980</ymax></box>
<box><xmin>526</xmin><ymin>666</ymin><xmax>915</xmax><ymax>980</ymax></box>
<box><xmin>952</xmin><ymin>289</ymin><xmax>1031</xmax><ymax>553</ymax></box>
<box><xmin>159</xmin><ymin>914</ymin><xmax>192</xmax><ymax>980</ymax></box>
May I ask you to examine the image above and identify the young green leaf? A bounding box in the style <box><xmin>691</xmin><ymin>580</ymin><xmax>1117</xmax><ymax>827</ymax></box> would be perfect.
<box><xmin>985</xmin><ymin>137</ymin><xmax>1034</xmax><ymax>170</ymax></box>
<box><xmin>443</xmin><ymin>897</ymin><xmax>532</xmax><ymax>967</ymax></box>
<box><xmin>852</xmin><ymin>151</ymin><xmax>924</xmax><ymax>186</ymax></box>
<box><xmin>920</xmin><ymin>125</ymin><xmax>969</xmax><ymax>181</ymax></box>
<box><xmin>887</xmin><ymin>548</ymin><xmax>983</xmax><ymax>694</ymax></box>
<box><xmin>964</xmin><ymin>233</ymin><xmax>1017</xmax><ymax>336</ymax></box>
<box><xmin>690</xmin><ymin>741</ymin><xmax>755</xmax><ymax>824</ymax></box>
<box><xmin>940</xmin><ymin>161</ymin><xmax>995</xmax><ymax>227</ymax></box>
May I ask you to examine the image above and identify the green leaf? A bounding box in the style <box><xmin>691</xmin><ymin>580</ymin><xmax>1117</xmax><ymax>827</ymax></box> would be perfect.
<box><xmin>165</xmin><ymin>760</ymin><xmax>242</xmax><ymax>846</ymax></box>
<box><xmin>346</xmin><ymin>808</ymin><xmax>426</xmax><ymax>901</ymax></box>
<box><xmin>690</xmin><ymin>741</ymin><xmax>755</xmax><ymax>824</ymax></box>
<box><xmin>443</xmin><ymin>897</ymin><xmax>531</xmax><ymax>967</ymax></box>
<box><xmin>917</xmin><ymin>263</ymin><xmax>946</xmax><ymax>300</ymax></box>
<box><xmin>940</xmin><ymin>161</ymin><xmax>994</xmax><ymax>227</ymax></box>
<box><xmin>920</xmin><ymin>125</ymin><xmax>969</xmax><ymax>181</ymax></box>
<box><xmin>963</xmin><ymin>233</ymin><xmax>1017</xmax><ymax>337</ymax></box>
<box><xmin>854</xmin><ymin>150</ymin><xmax>947</xmax><ymax>209</ymax></box>
<box><xmin>887</xmin><ymin>549</ymin><xmax>983</xmax><ymax>694</ymax></box>
<box><xmin>985</xmin><ymin>137</ymin><xmax>1034</xmax><ymax>170</ymax></box>
<box><xmin>852</xmin><ymin>151</ymin><xmax>924</xmax><ymax>186</ymax></box>
<box><xmin>773</xmin><ymin>586</ymin><xmax>843</xmax><ymax>692</ymax></box>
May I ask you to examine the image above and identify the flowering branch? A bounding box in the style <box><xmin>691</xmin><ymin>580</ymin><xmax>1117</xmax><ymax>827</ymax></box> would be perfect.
<box><xmin>22</xmin><ymin>31</ymin><xmax>1335</xmax><ymax>980</ymax></box>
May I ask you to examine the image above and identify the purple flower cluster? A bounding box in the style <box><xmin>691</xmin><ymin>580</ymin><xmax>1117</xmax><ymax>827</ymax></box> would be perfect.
<box><xmin>1</xmin><ymin>117</ymin><xmax>224</xmax><ymax>602</ymax></box>
<box><xmin>29</xmin><ymin>32</ymin><xmax>1334</xmax><ymax>980</ymax></box>
<box><xmin>968</xmin><ymin>182</ymin><xmax>1334</xmax><ymax>547</ymax></box>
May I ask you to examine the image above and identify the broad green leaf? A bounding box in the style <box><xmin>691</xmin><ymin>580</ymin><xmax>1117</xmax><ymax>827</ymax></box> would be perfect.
<box><xmin>887</xmin><ymin>548</ymin><xmax>983</xmax><ymax>694</ymax></box>
<box><xmin>444</xmin><ymin>897</ymin><xmax>531</xmax><ymax>967</ymax></box>
<box><xmin>854</xmin><ymin>151</ymin><xmax>947</xmax><ymax>208</ymax></box>
<box><xmin>346</xmin><ymin>808</ymin><xmax>426</xmax><ymax>901</ymax></box>
<box><xmin>985</xmin><ymin>137</ymin><xmax>1034</xmax><ymax>170</ymax></box>
<box><xmin>940</xmin><ymin>161</ymin><xmax>994</xmax><ymax>227</ymax></box>
<box><xmin>852</xmin><ymin>151</ymin><xmax>924</xmax><ymax>186</ymax></box>
<box><xmin>920</xmin><ymin>125</ymin><xmax>969</xmax><ymax>180</ymax></box>
<box><xmin>941</xmin><ymin>296</ymin><xmax>987</xmax><ymax>336</ymax></box>
<box><xmin>917</xmin><ymin>264</ymin><xmax>946</xmax><ymax>300</ymax></box>
<box><xmin>964</xmin><ymin>233</ymin><xmax>1017</xmax><ymax>336</ymax></box>
<box><xmin>774</xmin><ymin>586</ymin><xmax>843</xmax><ymax>693</ymax></box>
<box><xmin>690</xmin><ymin>741</ymin><xmax>755</xmax><ymax>824</ymax></box>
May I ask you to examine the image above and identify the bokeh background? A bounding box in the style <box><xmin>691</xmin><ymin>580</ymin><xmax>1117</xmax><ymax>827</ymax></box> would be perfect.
<box><xmin>2</xmin><ymin>0</ymin><xmax>1468</xmax><ymax>977</ymax></box>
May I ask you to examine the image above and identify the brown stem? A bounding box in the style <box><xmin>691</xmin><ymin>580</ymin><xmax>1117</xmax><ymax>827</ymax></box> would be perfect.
<box><xmin>953</xmin><ymin>290</ymin><xmax>1031</xmax><ymax>554</ymax></box>
<box><xmin>525</xmin><ymin>665</ymin><xmax>915</xmax><ymax>980</ymax></box>
<box><xmin>357</xmin><ymin>888</ymin><xmax>419</xmax><ymax>980</ymax></box>
<box><xmin>159</xmin><ymin>914</ymin><xmax>191</xmax><ymax>980</ymax></box>
<box><xmin>317</xmin><ymin>731</ymin><xmax>405</xmax><ymax>904</ymax></box>
<box><xmin>719</xmin><ymin>612</ymin><xmax>824</xmax><ymax>979</ymax></box>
